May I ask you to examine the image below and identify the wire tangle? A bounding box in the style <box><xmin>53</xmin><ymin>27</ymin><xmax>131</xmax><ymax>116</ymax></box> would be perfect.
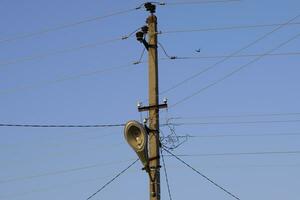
<box><xmin>85</xmin><ymin>159</ymin><xmax>139</xmax><ymax>200</ymax></box>
<box><xmin>160</xmin><ymin>118</ymin><xmax>189</xmax><ymax>150</ymax></box>
<box><xmin>162</xmin><ymin>147</ymin><xmax>241</xmax><ymax>200</ymax></box>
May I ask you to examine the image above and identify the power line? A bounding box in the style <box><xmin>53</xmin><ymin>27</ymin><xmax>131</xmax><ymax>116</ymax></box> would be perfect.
<box><xmin>178</xmin><ymin>132</ymin><xmax>300</xmax><ymax>138</ymax></box>
<box><xmin>0</xmin><ymin>34</ymin><xmax>134</xmax><ymax>69</ymax></box>
<box><xmin>160</xmin><ymin>22</ymin><xmax>300</xmax><ymax>34</ymax></box>
<box><xmin>5</xmin><ymin>50</ymin><xmax>298</xmax><ymax>96</ymax></box>
<box><xmin>0</xmin><ymin>62</ymin><xmax>139</xmax><ymax>96</ymax></box>
<box><xmin>0</xmin><ymin>123</ymin><xmax>125</xmax><ymax>128</ymax></box>
<box><xmin>171</xmin><ymin>112</ymin><xmax>300</xmax><ymax>119</ymax></box>
<box><xmin>0</xmin><ymin>1</ymin><xmax>241</xmax><ymax>45</ymax></box>
<box><xmin>171</xmin><ymin>119</ymin><xmax>300</xmax><ymax>126</ymax></box>
<box><xmin>85</xmin><ymin>159</ymin><xmax>139</xmax><ymax>200</ymax></box>
<box><xmin>163</xmin><ymin>147</ymin><xmax>241</xmax><ymax>200</ymax></box>
<box><xmin>170</xmin><ymin>30</ymin><xmax>300</xmax><ymax>107</ymax></box>
<box><xmin>161</xmin><ymin>148</ymin><xmax>173</xmax><ymax>200</ymax></box>
<box><xmin>165</xmin><ymin>51</ymin><xmax>300</xmax><ymax>60</ymax></box>
<box><xmin>0</xmin><ymin>7</ymin><xmax>141</xmax><ymax>45</ymax></box>
<box><xmin>0</xmin><ymin>159</ymin><xmax>135</xmax><ymax>184</ymax></box>
<box><xmin>167</xmin><ymin>150</ymin><xmax>300</xmax><ymax>157</ymax></box>
<box><xmin>160</xmin><ymin>13</ymin><xmax>300</xmax><ymax>96</ymax></box>
<box><xmin>163</xmin><ymin>0</ymin><xmax>241</xmax><ymax>6</ymax></box>
<box><xmin>2</xmin><ymin>170</ymin><xmax>138</xmax><ymax>199</ymax></box>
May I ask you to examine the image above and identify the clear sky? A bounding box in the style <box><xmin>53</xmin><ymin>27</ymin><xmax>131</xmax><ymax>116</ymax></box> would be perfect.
<box><xmin>0</xmin><ymin>0</ymin><xmax>300</xmax><ymax>200</ymax></box>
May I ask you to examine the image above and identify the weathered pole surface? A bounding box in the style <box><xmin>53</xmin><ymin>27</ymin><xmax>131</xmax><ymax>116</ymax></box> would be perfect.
<box><xmin>147</xmin><ymin>13</ymin><xmax>160</xmax><ymax>200</ymax></box>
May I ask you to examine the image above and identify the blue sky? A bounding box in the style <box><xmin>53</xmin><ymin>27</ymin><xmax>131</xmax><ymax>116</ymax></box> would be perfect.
<box><xmin>0</xmin><ymin>0</ymin><xmax>300</xmax><ymax>199</ymax></box>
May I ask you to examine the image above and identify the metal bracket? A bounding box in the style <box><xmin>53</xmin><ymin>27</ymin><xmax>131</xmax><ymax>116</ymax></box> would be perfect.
<box><xmin>138</xmin><ymin>103</ymin><xmax>168</xmax><ymax>112</ymax></box>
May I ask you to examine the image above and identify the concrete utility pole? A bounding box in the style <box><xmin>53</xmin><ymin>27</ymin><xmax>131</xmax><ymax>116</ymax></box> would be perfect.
<box><xmin>147</xmin><ymin>12</ymin><xmax>160</xmax><ymax>200</ymax></box>
<box><xmin>127</xmin><ymin>3</ymin><xmax>167</xmax><ymax>200</ymax></box>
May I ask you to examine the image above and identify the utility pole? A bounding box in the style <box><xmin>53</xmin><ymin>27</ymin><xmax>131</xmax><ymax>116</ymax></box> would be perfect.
<box><xmin>147</xmin><ymin>8</ymin><xmax>160</xmax><ymax>200</ymax></box>
<box><xmin>125</xmin><ymin>3</ymin><xmax>167</xmax><ymax>200</ymax></box>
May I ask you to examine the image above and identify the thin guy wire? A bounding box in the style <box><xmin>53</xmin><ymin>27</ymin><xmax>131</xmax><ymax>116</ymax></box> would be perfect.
<box><xmin>0</xmin><ymin>7</ymin><xmax>141</xmax><ymax>45</ymax></box>
<box><xmin>163</xmin><ymin>147</ymin><xmax>241</xmax><ymax>200</ymax></box>
<box><xmin>0</xmin><ymin>123</ymin><xmax>125</xmax><ymax>128</ymax></box>
<box><xmin>170</xmin><ymin>31</ymin><xmax>300</xmax><ymax>108</ymax></box>
<box><xmin>160</xmin><ymin>22</ymin><xmax>300</xmax><ymax>34</ymax></box>
<box><xmin>85</xmin><ymin>159</ymin><xmax>139</xmax><ymax>200</ymax></box>
<box><xmin>160</xmin><ymin>13</ymin><xmax>300</xmax><ymax>95</ymax></box>
<box><xmin>161</xmin><ymin>148</ymin><xmax>173</xmax><ymax>200</ymax></box>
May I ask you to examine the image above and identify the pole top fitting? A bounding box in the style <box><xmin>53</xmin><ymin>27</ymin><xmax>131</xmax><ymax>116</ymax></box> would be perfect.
<box><xmin>144</xmin><ymin>2</ymin><xmax>156</xmax><ymax>13</ymax></box>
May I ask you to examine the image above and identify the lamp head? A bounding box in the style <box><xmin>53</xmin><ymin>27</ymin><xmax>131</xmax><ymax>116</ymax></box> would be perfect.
<box><xmin>124</xmin><ymin>120</ymin><xmax>149</xmax><ymax>167</ymax></box>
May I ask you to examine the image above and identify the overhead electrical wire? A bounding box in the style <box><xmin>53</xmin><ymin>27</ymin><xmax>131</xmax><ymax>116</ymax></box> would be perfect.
<box><xmin>2</xmin><ymin>50</ymin><xmax>299</xmax><ymax>96</ymax></box>
<box><xmin>171</xmin><ymin>112</ymin><xmax>300</xmax><ymax>119</ymax></box>
<box><xmin>166</xmin><ymin>150</ymin><xmax>300</xmax><ymax>157</ymax></box>
<box><xmin>0</xmin><ymin>123</ymin><xmax>125</xmax><ymax>128</ymax></box>
<box><xmin>0</xmin><ymin>0</ymin><xmax>240</xmax><ymax>45</ymax></box>
<box><xmin>2</xmin><ymin>169</ymin><xmax>139</xmax><ymax>199</ymax></box>
<box><xmin>2</xmin><ymin>114</ymin><xmax>299</xmax><ymax>129</ymax></box>
<box><xmin>2</xmin><ymin>175</ymin><xmax>113</xmax><ymax>199</ymax></box>
<box><xmin>0</xmin><ymin>27</ymin><xmax>140</xmax><ymax>69</ymax></box>
<box><xmin>0</xmin><ymin>7</ymin><xmax>141</xmax><ymax>45</ymax></box>
<box><xmin>163</xmin><ymin>147</ymin><xmax>241</xmax><ymax>200</ymax></box>
<box><xmin>160</xmin><ymin>13</ymin><xmax>300</xmax><ymax>96</ymax></box>
<box><xmin>85</xmin><ymin>159</ymin><xmax>139</xmax><ymax>200</ymax></box>
<box><xmin>164</xmin><ymin>51</ymin><xmax>300</xmax><ymax>60</ymax></box>
<box><xmin>170</xmin><ymin>119</ymin><xmax>300</xmax><ymax>126</ymax></box>
<box><xmin>162</xmin><ymin>0</ymin><xmax>241</xmax><ymax>6</ymax></box>
<box><xmin>177</xmin><ymin>132</ymin><xmax>300</xmax><ymax>138</ymax></box>
<box><xmin>0</xmin><ymin>159</ymin><xmax>135</xmax><ymax>184</ymax></box>
<box><xmin>0</xmin><ymin>62</ymin><xmax>139</xmax><ymax>96</ymax></box>
<box><xmin>170</xmin><ymin>30</ymin><xmax>300</xmax><ymax>108</ymax></box>
<box><xmin>160</xmin><ymin>22</ymin><xmax>300</xmax><ymax>34</ymax></box>
<box><xmin>2</xmin><ymin>163</ymin><xmax>297</xmax><ymax>199</ymax></box>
